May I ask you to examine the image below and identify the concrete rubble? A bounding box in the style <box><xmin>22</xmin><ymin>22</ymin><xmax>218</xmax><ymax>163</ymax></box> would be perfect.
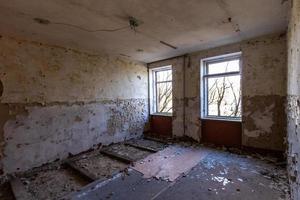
<box><xmin>0</xmin><ymin>138</ymin><xmax>290</xmax><ymax>200</ymax></box>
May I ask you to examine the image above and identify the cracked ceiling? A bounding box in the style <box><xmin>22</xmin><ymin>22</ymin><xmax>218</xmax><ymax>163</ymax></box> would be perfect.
<box><xmin>0</xmin><ymin>0</ymin><xmax>290</xmax><ymax>63</ymax></box>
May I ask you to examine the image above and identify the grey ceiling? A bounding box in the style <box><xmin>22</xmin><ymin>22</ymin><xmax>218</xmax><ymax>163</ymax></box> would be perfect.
<box><xmin>0</xmin><ymin>0</ymin><xmax>290</xmax><ymax>63</ymax></box>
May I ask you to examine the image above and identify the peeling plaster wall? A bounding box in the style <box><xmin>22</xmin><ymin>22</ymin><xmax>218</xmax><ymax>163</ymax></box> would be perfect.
<box><xmin>187</xmin><ymin>33</ymin><xmax>287</xmax><ymax>150</ymax></box>
<box><xmin>150</xmin><ymin>33</ymin><xmax>287</xmax><ymax>151</ymax></box>
<box><xmin>0</xmin><ymin>36</ymin><xmax>148</xmax><ymax>174</ymax></box>
<box><xmin>287</xmin><ymin>0</ymin><xmax>300</xmax><ymax>198</ymax></box>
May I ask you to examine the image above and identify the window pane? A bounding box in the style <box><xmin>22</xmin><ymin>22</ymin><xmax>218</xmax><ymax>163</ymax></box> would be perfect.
<box><xmin>207</xmin><ymin>59</ymin><xmax>239</xmax><ymax>75</ymax></box>
<box><xmin>207</xmin><ymin>75</ymin><xmax>241</xmax><ymax>117</ymax></box>
<box><xmin>156</xmin><ymin>70</ymin><xmax>172</xmax><ymax>82</ymax></box>
<box><xmin>157</xmin><ymin>82</ymin><xmax>172</xmax><ymax>113</ymax></box>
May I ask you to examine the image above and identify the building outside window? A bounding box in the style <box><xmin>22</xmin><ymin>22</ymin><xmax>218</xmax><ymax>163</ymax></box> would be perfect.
<box><xmin>201</xmin><ymin>53</ymin><xmax>242</xmax><ymax>120</ymax></box>
<box><xmin>150</xmin><ymin>66</ymin><xmax>172</xmax><ymax>114</ymax></box>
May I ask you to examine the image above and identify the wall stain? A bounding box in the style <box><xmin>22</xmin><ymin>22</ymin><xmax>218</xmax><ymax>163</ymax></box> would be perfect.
<box><xmin>0</xmin><ymin>35</ymin><xmax>148</xmax><ymax>175</ymax></box>
<box><xmin>243</xmin><ymin>95</ymin><xmax>286</xmax><ymax>150</ymax></box>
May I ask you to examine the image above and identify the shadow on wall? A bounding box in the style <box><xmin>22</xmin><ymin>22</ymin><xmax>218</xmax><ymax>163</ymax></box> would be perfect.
<box><xmin>0</xmin><ymin>80</ymin><xmax>4</xmax><ymax>174</ymax></box>
<box><xmin>0</xmin><ymin>79</ymin><xmax>2</xmax><ymax>97</ymax></box>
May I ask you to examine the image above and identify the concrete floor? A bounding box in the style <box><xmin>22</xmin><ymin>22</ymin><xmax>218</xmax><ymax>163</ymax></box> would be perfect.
<box><xmin>1</xmin><ymin>139</ymin><xmax>289</xmax><ymax>200</ymax></box>
<box><xmin>67</xmin><ymin>145</ymin><xmax>289</xmax><ymax>200</ymax></box>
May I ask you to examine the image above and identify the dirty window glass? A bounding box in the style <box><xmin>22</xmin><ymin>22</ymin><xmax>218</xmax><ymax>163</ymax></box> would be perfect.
<box><xmin>153</xmin><ymin>67</ymin><xmax>173</xmax><ymax>114</ymax></box>
<box><xmin>207</xmin><ymin>59</ymin><xmax>240</xmax><ymax>75</ymax></box>
<box><xmin>156</xmin><ymin>69</ymin><xmax>172</xmax><ymax>82</ymax></box>
<box><xmin>202</xmin><ymin>54</ymin><xmax>241</xmax><ymax>119</ymax></box>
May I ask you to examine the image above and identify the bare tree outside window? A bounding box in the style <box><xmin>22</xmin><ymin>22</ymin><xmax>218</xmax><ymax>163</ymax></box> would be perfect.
<box><xmin>203</xmin><ymin>55</ymin><xmax>241</xmax><ymax>119</ymax></box>
<box><xmin>155</xmin><ymin>69</ymin><xmax>172</xmax><ymax>113</ymax></box>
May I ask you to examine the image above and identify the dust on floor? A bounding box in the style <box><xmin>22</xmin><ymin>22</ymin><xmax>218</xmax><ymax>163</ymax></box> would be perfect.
<box><xmin>101</xmin><ymin>143</ymin><xmax>153</xmax><ymax>161</ymax></box>
<box><xmin>3</xmin><ymin>139</ymin><xmax>289</xmax><ymax>200</ymax></box>
<box><xmin>154</xmin><ymin>148</ymin><xmax>289</xmax><ymax>200</ymax></box>
<box><xmin>126</xmin><ymin>138</ymin><xmax>168</xmax><ymax>151</ymax></box>
<box><xmin>70</xmin><ymin>151</ymin><xmax>128</xmax><ymax>180</ymax></box>
<box><xmin>20</xmin><ymin>167</ymin><xmax>91</xmax><ymax>200</ymax></box>
<box><xmin>66</xmin><ymin>169</ymin><xmax>172</xmax><ymax>200</ymax></box>
<box><xmin>70</xmin><ymin>144</ymin><xmax>290</xmax><ymax>200</ymax></box>
<box><xmin>0</xmin><ymin>182</ymin><xmax>15</xmax><ymax>200</ymax></box>
<box><xmin>132</xmin><ymin>145</ymin><xmax>209</xmax><ymax>181</ymax></box>
<box><xmin>6</xmin><ymin>139</ymin><xmax>161</xmax><ymax>200</ymax></box>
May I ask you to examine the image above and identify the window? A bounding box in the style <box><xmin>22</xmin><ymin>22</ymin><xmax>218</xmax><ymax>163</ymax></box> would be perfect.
<box><xmin>150</xmin><ymin>66</ymin><xmax>173</xmax><ymax>114</ymax></box>
<box><xmin>201</xmin><ymin>53</ymin><xmax>241</xmax><ymax>120</ymax></box>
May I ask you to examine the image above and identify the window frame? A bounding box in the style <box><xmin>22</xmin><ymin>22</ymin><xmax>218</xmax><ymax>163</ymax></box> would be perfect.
<box><xmin>201</xmin><ymin>52</ymin><xmax>242</xmax><ymax>121</ymax></box>
<box><xmin>149</xmin><ymin>65</ymin><xmax>173</xmax><ymax>115</ymax></box>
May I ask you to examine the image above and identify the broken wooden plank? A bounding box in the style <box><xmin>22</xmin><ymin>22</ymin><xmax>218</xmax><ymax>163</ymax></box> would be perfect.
<box><xmin>10</xmin><ymin>177</ymin><xmax>34</xmax><ymax>200</ymax></box>
<box><xmin>61</xmin><ymin>170</ymin><xmax>131</xmax><ymax>200</ymax></box>
<box><xmin>143</xmin><ymin>136</ymin><xmax>169</xmax><ymax>144</ymax></box>
<box><xmin>100</xmin><ymin>149</ymin><xmax>133</xmax><ymax>164</ymax></box>
<box><xmin>65</xmin><ymin>161</ymin><xmax>98</xmax><ymax>181</ymax></box>
<box><xmin>125</xmin><ymin>142</ymin><xmax>158</xmax><ymax>153</ymax></box>
<box><xmin>132</xmin><ymin>145</ymin><xmax>209</xmax><ymax>181</ymax></box>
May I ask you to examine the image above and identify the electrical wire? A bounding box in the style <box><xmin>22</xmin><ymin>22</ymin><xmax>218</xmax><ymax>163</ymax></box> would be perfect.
<box><xmin>135</xmin><ymin>30</ymin><xmax>177</xmax><ymax>49</ymax></box>
<box><xmin>51</xmin><ymin>22</ymin><xmax>130</xmax><ymax>32</ymax></box>
<box><xmin>33</xmin><ymin>17</ymin><xmax>177</xmax><ymax>49</ymax></box>
<box><xmin>33</xmin><ymin>17</ymin><xmax>129</xmax><ymax>33</ymax></box>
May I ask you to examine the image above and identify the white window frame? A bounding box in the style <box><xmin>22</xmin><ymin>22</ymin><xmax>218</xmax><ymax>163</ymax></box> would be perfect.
<box><xmin>200</xmin><ymin>52</ymin><xmax>242</xmax><ymax>121</ymax></box>
<box><xmin>149</xmin><ymin>65</ymin><xmax>173</xmax><ymax>115</ymax></box>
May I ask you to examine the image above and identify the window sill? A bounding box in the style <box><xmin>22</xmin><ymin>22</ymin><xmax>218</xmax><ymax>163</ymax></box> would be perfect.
<box><xmin>151</xmin><ymin>113</ymin><xmax>173</xmax><ymax>117</ymax></box>
<box><xmin>201</xmin><ymin>117</ymin><xmax>242</xmax><ymax>122</ymax></box>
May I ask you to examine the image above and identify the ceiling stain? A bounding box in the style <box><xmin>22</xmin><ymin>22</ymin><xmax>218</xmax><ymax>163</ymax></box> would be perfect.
<box><xmin>0</xmin><ymin>0</ymin><xmax>289</xmax><ymax>63</ymax></box>
<box><xmin>33</xmin><ymin>18</ymin><xmax>50</xmax><ymax>25</ymax></box>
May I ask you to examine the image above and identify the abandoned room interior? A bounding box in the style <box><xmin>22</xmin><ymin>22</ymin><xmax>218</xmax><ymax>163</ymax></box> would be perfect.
<box><xmin>0</xmin><ymin>0</ymin><xmax>299</xmax><ymax>199</ymax></box>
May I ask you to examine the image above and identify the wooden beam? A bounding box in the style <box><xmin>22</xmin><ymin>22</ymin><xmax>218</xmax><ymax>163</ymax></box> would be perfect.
<box><xmin>64</xmin><ymin>161</ymin><xmax>98</xmax><ymax>181</ymax></box>
<box><xmin>100</xmin><ymin>150</ymin><xmax>133</xmax><ymax>164</ymax></box>
<box><xmin>125</xmin><ymin>142</ymin><xmax>158</xmax><ymax>153</ymax></box>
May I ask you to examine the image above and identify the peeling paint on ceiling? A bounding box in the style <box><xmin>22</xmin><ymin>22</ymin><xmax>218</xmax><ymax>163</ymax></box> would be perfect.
<box><xmin>0</xmin><ymin>0</ymin><xmax>290</xmax><ymax>62</ymax></box>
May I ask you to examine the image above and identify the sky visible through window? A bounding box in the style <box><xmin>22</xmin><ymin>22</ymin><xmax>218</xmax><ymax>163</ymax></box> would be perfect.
<box><xmin>206</xmin><ymin>59</ymin><xmax>241</xmax><ymax>118</ymax></box>
<box><xmin>156</xmin><ymin>69</ymin><xmax>172</xmax><ymax>113</ymax></box>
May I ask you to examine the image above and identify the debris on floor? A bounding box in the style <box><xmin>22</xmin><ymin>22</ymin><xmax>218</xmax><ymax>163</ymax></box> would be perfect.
<box><xmin>10</xmin><ymin>177</ymin><xmax>34</xmax><ymax>200</ymax></box>
<box><xmin>65</xmin><ymin>169</ymin><xmax>171</xmax><ymax>200</ymax></box>
<box><xmin>156</xmin><ymin>149</ymin><xmax>290</xmax><ymax>200</ymax></box>
<box><xmin>0</xmin><ymin>182</ymin><xmax>14</xmax><ymax>200</ymax></box>
<box><xmin>125</xmin><ymin>138</ymin><xmax>168</xmax><ymax>152</ymax></box>
<box><xmin>20</xmin><ymin>167</ymin><xmax>91</xmax><ymax>200</ymax></box>
<box><xmin>1</xmin><ymin>139</ymin><xmax>290</xmax><ymax>200</ymax></box>
<box><xmin>257</xmin><ymin>166</ymin><xmax>290</xmax><ymax>198</ymax></box>
<box><xmin>69</xmin><ymin>151</ymin><xmax>128</xmax><ymax>180</ymax></box>
<box><xmin>132</xmin><ymin>145</ymin><xmax>210</xmax><ymax>181</ymax></box>
<box><xmin>68</xmin><ymin>142</ymin><xmax>290</xmax><ymax>200</ymax></box>
<box><xmin>101</xmin><ymin>143</ymin><xmax>153</xmax><ymax>162</ymax></box>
